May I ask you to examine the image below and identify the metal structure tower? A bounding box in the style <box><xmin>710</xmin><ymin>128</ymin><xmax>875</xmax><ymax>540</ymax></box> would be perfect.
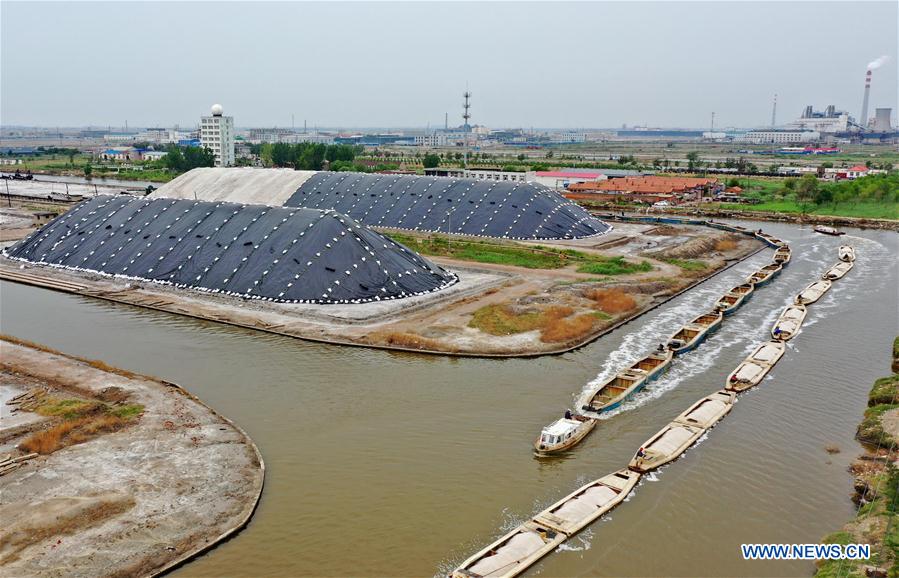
<box><xmin>462</xmin><ymin>91</ymin><xmax>472</xmax><ymax>130</ymax></box>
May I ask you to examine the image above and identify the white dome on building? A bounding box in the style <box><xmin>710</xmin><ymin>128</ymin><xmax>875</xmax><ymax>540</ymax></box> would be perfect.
<box><xmin>211</xmin><ymin>103</ymin><xmax>224</xmax><ymax>116</ymax></box>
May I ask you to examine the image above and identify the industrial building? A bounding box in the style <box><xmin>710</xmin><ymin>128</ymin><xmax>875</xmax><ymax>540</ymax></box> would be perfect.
<box><xmin>566</xmin><ymin>176</ymin><xmax>720</xmax><ymax>204</ymax></box>
<box><xmin>200</xmin><ymin>104</ymin><xmax>235</xmax><ymax>167</ymax></box>
<box><xmin>791</xmin><ymin>105</ymin><xmax>852</xmax><ymax>133</ymax></box>
<box><xmin>736</xmin><ymin>129</ymin><xmax>821</xmax><ymax>144</ymax></box>
<box><xmin>150</xmin><ymin>168</ymin><xmax>611</xmax><ymax>240</ymax></box>
<box><xmin>5</xmin><ymin>195</ymin><xmax>457</xmax><ymax>304</ymax></box>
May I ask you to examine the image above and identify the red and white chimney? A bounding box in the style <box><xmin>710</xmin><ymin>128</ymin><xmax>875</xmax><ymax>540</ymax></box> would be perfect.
<box><xmin>860</xmin><ymin>69</ymin><xmax>872</xmax><ymax>129</ymax></box>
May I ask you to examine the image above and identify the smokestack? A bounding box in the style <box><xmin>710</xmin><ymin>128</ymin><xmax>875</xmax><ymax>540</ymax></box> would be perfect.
<box><xmin>860</xmin><ymin>69</ymin><xmax>872</xmax><ymax>130</ymax></box>
<box><xmin>771</xmin><ymin>94</ymin><xmax>777</xmax><ymax>128</ymax></box>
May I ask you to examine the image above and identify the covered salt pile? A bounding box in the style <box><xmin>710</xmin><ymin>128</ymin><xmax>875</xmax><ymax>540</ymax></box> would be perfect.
<box><xmin>284</xmin><ymin>172</ymin><xmax>610</xmax><ymax>239</ymax></box>
<box><xmin>4</xmin><ymin>195</ymin><xmax>457</xmax><ymax>304</ymax></box>
<box><xmin>150</xmin><ymin>168</ymin><xmax>611</xmax><ymax>240</ymax></box>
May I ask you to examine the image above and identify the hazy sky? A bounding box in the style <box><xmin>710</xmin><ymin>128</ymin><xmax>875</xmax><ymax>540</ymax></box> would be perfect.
<box><xmin>2</xmin><ymin>1</ymin><xmax>896</xmax><ymax>129</ymax></box>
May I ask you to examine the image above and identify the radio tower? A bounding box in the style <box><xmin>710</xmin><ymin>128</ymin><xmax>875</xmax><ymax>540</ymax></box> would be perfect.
<box><xmin>462</xmin><ymin>91</ymin><xmax>472</xmax><ymax>132</ymax></box>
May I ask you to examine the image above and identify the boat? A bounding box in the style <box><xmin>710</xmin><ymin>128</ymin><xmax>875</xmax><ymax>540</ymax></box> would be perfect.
<box><xmin>534</xmin><ymin>415</ymin><xmax>596</xmax><ymax>455</ymax></box>
<box><xmin>815</xmin><ymin>225</ymin><xmax>844</xmax><ymax>236</ymax></box>
<box><xmin>773</xmin><ymin>246</ymin><xmax>791</xmax><ymax>265</ymax></box>
<box><xmin>838</xmin><ymin>245</ymin><xmax>856</xmax><ymax>262</ymax></box>
<box><xmin>580</xmin><ymin>349</ymin><xmax>674</xmax><ymax>413</ymax></box>
<box><xmin>533</xmin><ymin>469</ymin><xmax>640</xmax><ymax>535</ymax></box>
<box><xmin>666</xmin><ymin>311</ymin><xmax>723</xmax><ymax>355</ymax></box>
<box><xmin>673</xmin><ymin>390</ymin><xmax>735</xmax><ymax>429</ymax></box>
<box><xmin>746</xmin><ymin>263</ymin><xmax>782</xmax><ymax>286</ymax></box>
<box><xmin>795</xmin><ymin>279</ymin><xmax>832</xmax><ymax>305</ymax></box>
<box><xmin>714</xmin><ymin>283</ymin><xmax>754</xmax><ymax>315</ymax></box>
<box><xmin>824</xmin><ymin>260</ymin><xmax>853</xmax><ymax>280</ymax></box>
<box><xmin>771</xmin><ymin>304</ymin><xmax>807</xmax><ymax>341</ymax></box>
<box><xmin>628</xmin><ymin>422</ymin><xmax>704</xmax><ymax>473</ymax></box>
<box><xmin>726</xmin><ymin>341</ymin><xmax>786</xmax><ymax>392</ymax></box>
<box><xmin>450</xmin><ymin>521</ymin><xmax>566</xmax><ymax>578</ymax></box>
<box><xmin>754</xmin><ymin>231</ymin><xmax>781</xmax><ymax>248</ymax></box>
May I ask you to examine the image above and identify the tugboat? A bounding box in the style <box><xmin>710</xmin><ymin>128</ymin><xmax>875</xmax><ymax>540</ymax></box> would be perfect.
<box><xmin>534</xmin><ymin>412</ymin><xmax>596</xmax><ymax>456</ymax></box>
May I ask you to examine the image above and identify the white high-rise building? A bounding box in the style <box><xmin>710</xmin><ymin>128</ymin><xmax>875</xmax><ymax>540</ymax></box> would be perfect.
<box><xmin>200</xmin><ymin>103</ymin><xmax>234</xmax><ymax>167</ymax></box>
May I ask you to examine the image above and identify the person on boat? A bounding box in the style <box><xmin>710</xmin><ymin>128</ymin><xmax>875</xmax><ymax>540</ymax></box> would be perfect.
<box><xmin>635</xmin><ymin>447</ymin><xmax>647</xmax><ymax>465</ymax></box>
<box><xmin>657</xmin><ymin>343</ymin><xmax>665</xmax><ymax>352</ymax></box>
<box><xmin>564</xmin><ymin>410</ymin><xmax>572</xmax><ymax>420</ymax></box>
<box><xmin>773</xmin><ymin>327</ymin><xmax>782</xmax><ymax>338</ymax></box>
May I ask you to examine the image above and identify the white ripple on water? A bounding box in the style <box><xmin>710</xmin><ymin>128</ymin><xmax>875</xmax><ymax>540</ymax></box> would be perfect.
<box><xmin>576</xmin><ymin>230</ymin><xmax>894</xmax><ymax>418</ymax></box>
<box><xmin>575</xmin><ymin>257</ymin><xmax>768</xmax><ymax>413</ymax></box>
<box><xmin>578</xmin><ymin>283</ymin><xmax>777</xmax><ymax>419</ymax></box>
<box><xmin>556</xmin><ymin>528</ymin><xmax>594</xmax><ymax>552</ymax></box>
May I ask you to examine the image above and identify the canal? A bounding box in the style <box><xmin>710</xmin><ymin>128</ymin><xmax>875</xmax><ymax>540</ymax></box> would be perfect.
<box><xmin>1</xmin><ymin>220</ymin><xmax>895</xmax><ymax>577</ymax></box>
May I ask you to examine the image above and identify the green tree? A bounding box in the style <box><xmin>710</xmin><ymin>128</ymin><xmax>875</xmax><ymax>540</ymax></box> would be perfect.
<box><xmin>83</xmin><ymin>162</ymin><xmax>93</xmax><ymax>177</ymax></box>
<box><xmin>686</xmin><ymin>151</ymin><xmax>700</xmax><ymax>172</ymax></box>
<box><xmin>271</xmin><ymin>143</ymin><xmax>294</xmax><ymax>167</ymax></box>
<box><xmin>422</xmin><ymin>153</ymin><xmax>441</xmax><ymax>168</ymax></box>
<box><xmin>517</xmin><ymin>153</ymin><xmax>526</xmax><ymax>161</ymax></box>
<box><xmin>795</xmin><ymin>174</ymin><xmax>819</xmax><ymax>212</ymax></box>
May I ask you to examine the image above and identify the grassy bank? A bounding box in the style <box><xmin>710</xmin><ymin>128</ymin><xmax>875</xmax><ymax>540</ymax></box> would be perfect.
<box><xmin>815</xmin><ymin>340</ymin><xmax>899</xmax><ymax>578</ymax></box>
<box><xmin>716</xmin><ymin>200</ymin><xmax>899</xmax><ymax>220</ymax></box>
<box><xmin>388</xmin><ymin>233</ymin><xmax>652</xmax><ymax>274</ymax></box>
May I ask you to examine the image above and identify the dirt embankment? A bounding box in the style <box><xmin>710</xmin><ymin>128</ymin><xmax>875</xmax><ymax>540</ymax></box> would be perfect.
<box><xmin>0</xmin><ymin>336</ymin><xmax>264</xmax><ymax>578</ymax></box>
<box><xmin>815</xmin><ymin>341</ymin><xmax>899</xmax><ymax>578</ymax></box>
<box><xmin>586</xmin><ymin>204</ymin><xmax>899</xmax><ymax>231</ymax></box>
<box><xmin>0</xmin><ymin>221</ymin><xmax>761</xmax><ymax>358</ymax></box>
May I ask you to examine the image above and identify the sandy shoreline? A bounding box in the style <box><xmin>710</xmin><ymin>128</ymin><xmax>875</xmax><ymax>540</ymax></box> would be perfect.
<box><xmin>0</xmin><ymin>336</ymin><xmax>265</xmax><ymax>578</ymax></box>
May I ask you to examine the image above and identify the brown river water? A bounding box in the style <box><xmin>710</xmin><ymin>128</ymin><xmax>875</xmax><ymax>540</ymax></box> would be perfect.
<box><xmin>1</xmin><ymin>220</ymin><xmax>896</xmax><ymax>577</ymax></box>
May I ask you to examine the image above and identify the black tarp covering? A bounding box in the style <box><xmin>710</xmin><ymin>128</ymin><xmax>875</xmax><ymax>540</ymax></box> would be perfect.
<box><xmin>283</xmin><ymin>172</ymin><xmax>610</xmax><ymax>239</ymax></box>
<box><xmin>4</xmin><ymin>195</ymin><xmax>458</xmax><ymax>304</ymax></box>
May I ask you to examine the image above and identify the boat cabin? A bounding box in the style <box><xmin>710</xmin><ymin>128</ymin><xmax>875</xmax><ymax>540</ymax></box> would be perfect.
<box><xmin>538</xmin><ymin>418</ymin><xmax>582</xmax><ymax>447</ymax></box>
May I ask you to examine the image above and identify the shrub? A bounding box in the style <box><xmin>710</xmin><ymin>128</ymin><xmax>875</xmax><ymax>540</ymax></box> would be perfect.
<box><xmin>715</xmin><ymin>238</ymin><xmax>738</xmax><ymax>252</ymax></box>
<box><xmin>540</xmin><ymin>313</ymin><xmax>597</xmax><ymax>343</ymax></box>
<box><xmin>585</xmin><ymin>288</ymin><xmax>637</xmax><ymax>314</ymax></box>
<box><xmin>20</xmin><ymin>415</ymin><xmax>127</xmax><ymax>455</ymax></box>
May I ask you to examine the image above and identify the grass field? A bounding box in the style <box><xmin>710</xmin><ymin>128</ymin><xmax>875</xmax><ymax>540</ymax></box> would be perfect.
<box><xmin>715</xmin><ymin>200</ymin><xmax>899</xmax><ymax>220</ymax></box>
<box><xmin>389</xmin><ymin>233</ymin><xmax>653</xmax><ymax>274</ymax></box>
<box><xmin>8</xmin><ymin>155</ymin><xmax>174</xmax><ymax>182</ymax></box>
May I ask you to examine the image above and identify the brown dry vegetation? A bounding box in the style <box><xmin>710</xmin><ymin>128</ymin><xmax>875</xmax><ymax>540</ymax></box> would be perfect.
<box><xmin>585</xmin><ymin>288</ymin><xmax>638</xmax><ymax>314</ymax></box>
<box><xmin>371</xmin><ymin>331</ymin><xmax>447</xmax><ymax>351</ymax></box>
<box><xmin>20</xmin><ymin>415</ymin><xmax>128</xmax><ymax>455</ymax></box>
<box><xmin>715</xmin><ymin>238</ymin><xmax>739</xmax><ymax>252</ymax></box>
<box><xmin>468</xmin><ymin>303</ymin><xmax>604</xmax><ymax>344</ymax></box>
<box><xmin>539</xmin><ymin>313</ymin><xmax>598</xmax><ymax>343</ymax></box>
<box><xmin>10</xmin><ymin>386</ymin><xmax>144</xmax><ymax>455</ymax></box>
<box><xmin>468</xmin><ymin>304</ymin><xmax>573</xmax><ymax>336</ymax></box>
